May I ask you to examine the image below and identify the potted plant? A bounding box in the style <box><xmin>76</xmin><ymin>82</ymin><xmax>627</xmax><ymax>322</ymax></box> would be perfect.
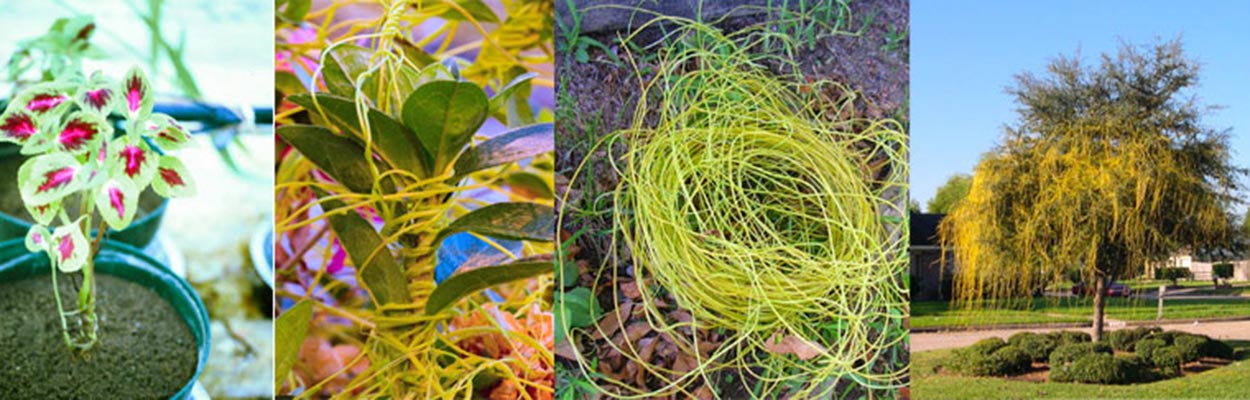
<box><xmin>0</xmin><ymin>65</ymin><xmax>209</xmax><ymax>398</ymax></box>
<box><xmin>1</xmin><ymin>16</ymin><xmax>168</xmax><ymax>249</ymax></box>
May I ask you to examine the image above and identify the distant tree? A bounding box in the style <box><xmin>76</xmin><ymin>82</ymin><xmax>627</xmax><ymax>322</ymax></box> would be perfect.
<box><xmin>926</xmin><ymin>173</ymin><xmax>972</xmax><ymax>214</ymax></box>
<box><xmin>908</xmin><ymin>198</ymin><xmax>922</xmax><ymax>213</ymax></box>
<box><xmin>1243</xmin><ymin>210</ymin><xmax>1250</xmax><ymax>239</ymax></box>
<box><xmin>940</xmin><ymin>39</ymin><xmax>1246</xmax><ymax>342</ymax></box>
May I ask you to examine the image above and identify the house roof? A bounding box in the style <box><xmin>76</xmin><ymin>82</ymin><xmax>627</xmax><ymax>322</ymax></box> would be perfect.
<box><xmin>910</xmin><ymin>212</ymin><xmax>946</xmax><ymax>247</ymax></box>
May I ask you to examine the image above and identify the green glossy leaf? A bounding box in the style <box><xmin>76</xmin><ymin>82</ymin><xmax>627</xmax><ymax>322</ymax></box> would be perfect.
<box><xmin>402</xmin><ymin>80</ymin><xmax>489</xmax><ymax>172</ymax></box>
<box><xmin>453</xmin><ymin>123</ymin><xmax>553</xmax><ymax>178</ymax></box>
<box><xmin>319</xmin><ymin>194</ymin><xmax>411</xmax><ymax>306</ymax></box>
<box><xmin>435</xmin><ymin>202</ymin><xmax>554</xmax><ymax>243</ymax></box>
<box><xmin>277</xmin><ymin>125</ymin><xmax>375</xmax><ymax>193</ymax></box>
<box><xmin>555</xmin><ymin>287</ymin><xmax>601</xmax><ymax>344</ymax></box>
<box><xmin>275</xmin><ymin>70</ymin><xmax>307</xmax><ymax>96</ymax></box>
<box><xmin>274</xmin><ymin>300</ymin><xmax>313</xmax><ymax>386</ymax></box>
<box><xmin>489</xmin><ymin>72</ymin><xmax>535</xmax><ymax>122</ymax></box>
<box><xmin>505</xmin><ymin>171</ymin><xmax>554</xmax><ymax>199</ymax></box>
<box><xmin>321</xmin><ymin>44</ymin><xmax>374</xmax><ymax>98</ymax></box>
<box><xmin>431</xmin><ymin>0</ymin><xmax>499</xmax><ymax>23</ymax></box>
<box><xmin>279</xmin><ymin>0</ymin><xmax>311</xmax><ymax>24</ymax></box>
<box><xmin>287</xmin><ymin>93</ymin><xmax>430</xmax><ymax>177</ymax></box>
<box><xmin>425</xmin><ymin>261</ymin><xmax>552</xmax><ymax>315</ymax></box>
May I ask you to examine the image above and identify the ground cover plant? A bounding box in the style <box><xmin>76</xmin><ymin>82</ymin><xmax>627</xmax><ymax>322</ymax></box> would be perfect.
<box><xmin>555</xmin><ymin>1</ymin><xmax>909</xmax><ymax>397</ymax></box>
<box><xmin>273</xmin><ymin>0</ymin><xmax>556</xmax><ymax>398</ymax></box>
<box><xmin>934</xmin><ymin>328</ymin><xmax>1239</xmax><ymax>387</ymax></box>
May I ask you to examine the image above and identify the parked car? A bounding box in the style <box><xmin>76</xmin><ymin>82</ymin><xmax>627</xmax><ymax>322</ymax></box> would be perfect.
<box><xmin>1071</xmin><ymin>281</ymin><xmax>1132</xmax><ymax>297</ymax></box>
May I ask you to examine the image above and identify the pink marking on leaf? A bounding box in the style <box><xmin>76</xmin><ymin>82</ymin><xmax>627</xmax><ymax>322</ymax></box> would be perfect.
<box><xmin>125</xmin><ymin>75</ymin><xmax>145</xmax><ymax>113</ymax></box>
<box><xmin>26</xmin><ymin>94</ymin><xmax>67</xmax><ymax>113</ymax></box>
<box><xmin>59</xmin><ymin>119</ymin><xmax>98</xmax><ymax>151</ymax></box>
<box><xmin>159</xmin><ymin>167</ymin><xmax>184</xmax><ymax>187</ymax></box>
<box><xmin>32</xmin><ymin>233</ymin><xmax>43</xmax><ymax>245</ymax></box>
<box><xmin>108</xmin><ymin>187</ymin><xmax>126</xmax><ymax>219</ymax></box>
<box><xmin>1</xmin><ymin>113</ymin><xmax>36</xmax><ymax>139</ymax></box>
<box><xmin>120</xmin><ymin>145</ymin><xmax>147</xmax><ymax>178</ymax></box>
<box><xmin>37</xmin><ymin>167</ymin><xmax>76</xmax><ymax>193</ymax></box>
<box><xmin>84</xmin><ymin>88</ymin><xmax>112</xmax><ymax>110</ymax></box>
<box><xmin>58</xmin><ymin>235</ymin><xmax>74</xmax><ymax>262</ymax></box>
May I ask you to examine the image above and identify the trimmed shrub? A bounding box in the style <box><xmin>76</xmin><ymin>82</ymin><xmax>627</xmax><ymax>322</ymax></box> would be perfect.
<box><xmin>1151</xmin><ymin>346</ymin><xmax>1185</xmax><ymax>377</ymax></box>
<box><xmin>1049</xmin><ymin>342</ymin><xmax>1113</xmax><ymax>367</ymax></box>
<box><xmin>1134</xmin><ymin>337</ymin><xmax>1167</xmax><ymax>365</ymax></box>
<box><xmin>969</xmin><ymin>337</ymin><xmax>1008</xmax><ymax>354</ymax></box>
<box><xmin>1213</xmin><ymin>263</ymin><xmax>1234</xmax><ymax>283</ymax></box>
<box><xmin>1046</xmin><ymin>330</ymin><xmax>1091</xmax><ymax>346</ymax></box>
<box><xmin>1173</xmin><ymin>334</ymin><xmax>1207</xmax><ymax>362</ymax></box>
<box><xmin>1008</xmin><ymin>332</ymin><xmax>1057</xmax><ymax>362</ymax></box>
<box><xmin>1108</xmin><ymin>327</ymin><xmax>1160</xmax><ymax>351</ymax></box>
<box><xmin>1049</xmin><ymin>353</ymin><xmax>1119</xmax><ymax>384</ymax></box>
<box><xmin>1155</xmin><ymin>267</ymin><xmax>1191</xmax><ymax>284</ymax></box>
<box><xmin>1199</xmin><ymin>338</ymin><xmax>1236</xmax><ymax>360</ymax></box>
<box><xmin>946</xmin><ymin>341</ymin><xmax>1032</xmax><ymax>377</ymax></box>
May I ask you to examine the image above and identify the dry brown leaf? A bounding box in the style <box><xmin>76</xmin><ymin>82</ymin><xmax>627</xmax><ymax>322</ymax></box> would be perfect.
<box><xmin>762</xmin><ymin>333</ymin><xmax>826</xmax><ymax>361</ymax></box>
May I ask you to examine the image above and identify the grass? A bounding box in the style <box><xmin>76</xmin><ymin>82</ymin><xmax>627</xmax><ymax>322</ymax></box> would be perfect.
<box><xmin>912</xmin><ymin>340</ymin><xmax>1250</xmax><ymax>399</ymax></box>
<box><xmin>914</xmin><ymin>298</ymin><xmax>1250</xmax><ymax>329</ymax></box>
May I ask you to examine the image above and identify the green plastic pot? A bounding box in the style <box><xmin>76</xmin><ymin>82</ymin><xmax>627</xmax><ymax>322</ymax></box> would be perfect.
<box><xmin>0</xmin><ymin>145</ymin><xmax>168</xmax><ymax>249</ymax></box>
<box><xmin>0</xmin><ymin>239</ymin><xmax>210</xmax><ymax>399</ymax></box>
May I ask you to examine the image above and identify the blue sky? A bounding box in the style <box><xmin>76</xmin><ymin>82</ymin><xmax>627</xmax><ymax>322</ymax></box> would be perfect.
<box><xmin>911</xmin><ymin>0</ymin><xmax>1250</xmax><ymax>216</ymax></box>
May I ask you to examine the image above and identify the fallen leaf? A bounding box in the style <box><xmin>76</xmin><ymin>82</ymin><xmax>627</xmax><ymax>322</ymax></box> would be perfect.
<box><xmin>762</xmin><ymin>332</ymin><xmax>826</xmax><ymax>361</ymax></box>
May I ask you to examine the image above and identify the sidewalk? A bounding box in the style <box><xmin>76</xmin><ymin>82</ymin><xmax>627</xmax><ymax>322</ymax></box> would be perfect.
<box><xmin>912</xmin><ymin>319</ymin><xmax>1250</xmax><ymax>352</ymax></box>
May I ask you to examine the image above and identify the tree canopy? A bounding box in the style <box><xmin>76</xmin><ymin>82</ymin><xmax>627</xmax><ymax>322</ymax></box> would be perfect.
<box><xmin>939</xmin><ymin>39</ymin><xmax>1246</xmax><ymax>340</ymax></box>
<box><xmin>927</xmin><ymin>173</ymin><xmax>972</xmax><ymax>214</ymax></box>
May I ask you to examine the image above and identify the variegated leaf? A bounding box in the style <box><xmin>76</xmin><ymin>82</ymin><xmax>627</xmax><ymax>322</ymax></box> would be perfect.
<box><xmin>55</xmin><ymin>111</ymin><xmax>110</xmax><ymax>155</ymax></box>
<box><xmin>152</xmin><ymin>156</ymin><xmax>195</xmax><ymax>198</ymax></box>
<box><xmin>25</xmin><ymin>199</ymin><xmax>61</xmax><ymax>226</ymax></box>
<box><xmin>76</xmin><ymin>73</ymin><xmax>118</xmax><ymax>117</ymax></box>
<box><xmin>108</xmin><ymin>135</ymin><xmax>157</xmax><ymax>187</ymax></box>
<box><xmin>25</xmin><ymin>225</ymin><xmax>51</xmax><ymax>253</ymax></box>
<box><xmin>118</xmin><ymin>66</ymin><xmax>154</xmax><ymax>120</ymax></box>
<box><xmin>95</xmin><ymin>179</ymin><xmax>140</xmax><ymax>231</ymax></box>
<box><xmin>12</xmin><ymin>82</ymin><xmax>75</xmax><ymax>117</ymax></box>
<box><xmin>0</xmin><ymin>109</ymin><xmax>42</xmax><ymax>146</ymax></box>
<box><xmin>143</xmin><ymin>113</ymin><xmax>190</xmax><ymax>151</ymax></box>
<box><xmin>50</xmin><ymin>221</ymin><xmax>89</xmax><ymax>273</ymax></box>
<box><xmin>18</xmin><ymin>153</ymin><xmax>83</xmax><ymax>206</ymax></box>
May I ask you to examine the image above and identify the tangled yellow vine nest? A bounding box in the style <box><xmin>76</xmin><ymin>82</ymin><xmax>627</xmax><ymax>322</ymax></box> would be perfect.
<box><xmin>559</xmin><ymin>15</ymin><xmax>908</xmax><ymax>399</ymax></box>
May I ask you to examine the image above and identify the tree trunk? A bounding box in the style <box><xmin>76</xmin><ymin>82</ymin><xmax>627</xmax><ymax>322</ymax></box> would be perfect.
<box><xmin>1092</xmin><ymin>276</ymin><xmax>1109</xmax><ymax>342</ymax></box>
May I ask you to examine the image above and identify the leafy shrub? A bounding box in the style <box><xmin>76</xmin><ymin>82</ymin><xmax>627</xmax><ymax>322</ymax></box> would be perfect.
<box><xmin>1173</xmin><ymin>334</ymin><xmax>1207</xmax><ymax>362</ymax></box>
<box><xmin>1049</xmin><ymin>353</ymin><xmax>1120</xmax><ymax>384</ymax></box>
<box><xmin>1134</xmin><ymin>337</ymin><xmax>1167</xmax><ymax>365</ymax></box>
<box><xmin>969</xmin><ymin>337</ymin><xmax>1008</xmax><ymax>354</ymax></box>
<box><xmin>1008</xmin><ymin>332</ymin><xmax>1057</xmax><ymax>362</ymax></box>
<box><xmin>1155</xmin><ymin>267</ymin><xmax>1190</xmax><ymax>284</ymax></box>
<box><xmin>1108</xmin><ymin>327</ymin><xmax>1160</xmax><ymax>351</ymax></box>
<box><xmin>1213</xmin><ymin>263</ymin><xmax>1234</xmax><ymax>283</ymax></box>
<box><xmin>1199</xmin><ymin>338</ymin><xmax>1236</xmax><ymax>360</ymax></box>
<box><xmin>1151</xmin><ymin>346</ymin><xmax>1184</xmax><ymax>377</ymax></box>
<box><xmin>947</xmin><ymin>341</ymin><xmax>1031</xmax><ymax>376</ymax></box>
<box><xmin>1046</xmin><ymin>330</ymin><xmax>1091</xmax><ymax>346</ymax></box>
<box><xmin>1049</xmin><ymin>342</ymin><xmax>1112</xmax><ymax>367</ymax></box>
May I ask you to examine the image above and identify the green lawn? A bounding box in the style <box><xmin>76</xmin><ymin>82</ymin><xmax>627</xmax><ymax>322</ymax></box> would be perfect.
<box><xmin>914</xmin><ymin>298</ymin><xmax>1250</xmax><ymax>330</ymax></box>
<box><xmin>912</xmin><ymin>341</ymin><xmax>1250</xmax><ymax>399</ymax></box>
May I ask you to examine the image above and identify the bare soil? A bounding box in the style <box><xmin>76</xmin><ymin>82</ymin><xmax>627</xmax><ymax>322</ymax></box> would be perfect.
<box><xmin>0</xmin><ymin>273</ymin><xmax>197</xmax><ymax>399</ymax></box>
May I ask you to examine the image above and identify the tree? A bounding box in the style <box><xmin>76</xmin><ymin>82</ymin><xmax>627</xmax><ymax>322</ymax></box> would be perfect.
<box><xmin>927</xmin><ymin>173</ymin><xmax>972</xmax><ymax>213</ymax></box>
<box><xmin>1243</xmin><ymin>210</ymin><xmax>1250</xmax><ymax>239</ymax></box>
<box><xmin>908</xmin><ymin>198</ymin><xmax>922</xmax><ymax>213</ymax></box>
<box><xmin>940</xmin><ymin>39</ymin><xmax>1246</xmax><ymax>342</ymax></box>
